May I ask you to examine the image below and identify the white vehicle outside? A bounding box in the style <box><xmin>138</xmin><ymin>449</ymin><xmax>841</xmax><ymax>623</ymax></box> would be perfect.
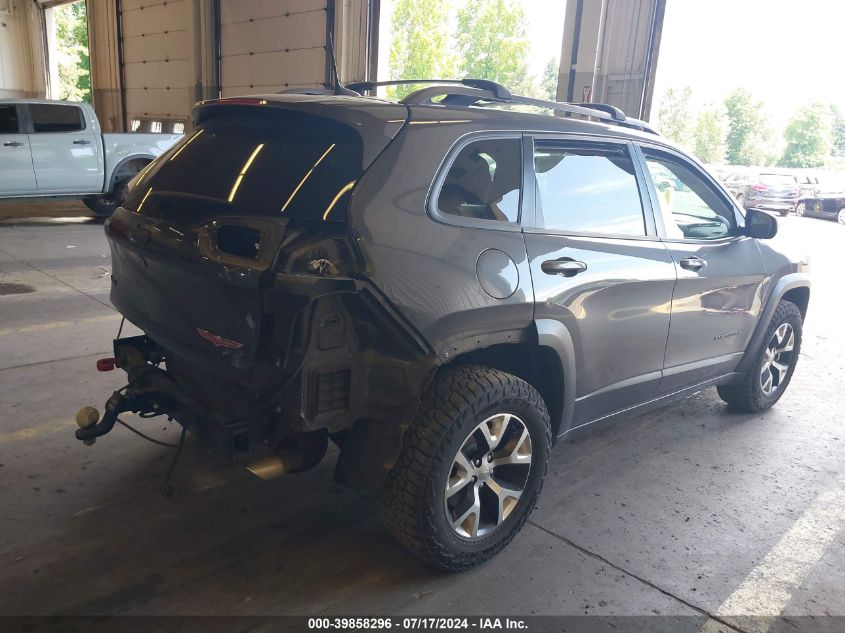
<box><xmin>0</xmin><ymin>99</ymin><xmax>182</xmax><ymax>215</ymax></box>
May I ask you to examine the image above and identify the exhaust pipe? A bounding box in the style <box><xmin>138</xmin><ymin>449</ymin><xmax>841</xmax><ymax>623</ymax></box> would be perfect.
<box><xmin>246</xmin><ymin>431</ymin><xmax>327</xmax><ymax>480</ymax></box>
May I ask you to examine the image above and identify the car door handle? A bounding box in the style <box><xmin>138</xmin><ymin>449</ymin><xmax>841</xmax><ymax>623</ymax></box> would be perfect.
<box><xmin>679</xmin><ymin>256</ymin><xmax>706</xmax><ymax>271</ymax></box>
<box><xmin>541</xmin><ymin>258</ymin><xmax>588</xmax><ymax>276</ymax></box>
<box><xmin>72</xmin><ymin>139</ymin><xmax>91</xmax><ymax>145</ymax></box>
<box><xmin>3</xmin><ymin>141</ymin><xmax>23</xmax><ymax>147</ymax></box>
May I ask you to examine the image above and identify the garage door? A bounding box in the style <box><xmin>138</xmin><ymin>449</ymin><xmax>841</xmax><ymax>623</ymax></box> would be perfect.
<box><xmin>120</xmin><ymin>0</ymin><xmax>192</xmax><ymax>125</ymax></box>
<box><xmin>220</xmin><ymin>0</ymin><xmax>328</xmax><ymax>97</ymax></box>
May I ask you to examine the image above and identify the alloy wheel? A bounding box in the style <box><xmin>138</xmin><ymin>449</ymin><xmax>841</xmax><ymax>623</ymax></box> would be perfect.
<box><xmin>795</xmin><ymin>202</ymin><xmax>805</xmax><ymax>216</ymax></box>
<box><xmin>838</xmin><ymin>208</ymin><xmax>845</xmax><ymax>225</ymax></box>
<box><xmin>444</xmin><ymin>413</ymin><xmax>532</xmax><ymax>539</ymax></box>
<box><xmin>760</xmin><ymin>323</ymin><xmax>795</xmax><ymax>396</ymax></box>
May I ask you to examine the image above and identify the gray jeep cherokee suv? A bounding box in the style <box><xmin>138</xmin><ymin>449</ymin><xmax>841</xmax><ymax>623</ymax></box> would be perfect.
<box><xmin>76</xmin><ymin>80</ymin><xmax>810</xmax><ymax>571</ymax></box>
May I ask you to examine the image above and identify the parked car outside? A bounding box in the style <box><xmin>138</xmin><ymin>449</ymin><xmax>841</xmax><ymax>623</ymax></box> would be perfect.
<box><xmin>723</xmin><ymin>170</ymin><xmax>800</xmax><ymax>216</ymax></box>
<box><xmin>0</xmin><ymin>99</ymin><xmax>182</xmax><ymax>216</ymax></box>
<box><xmin>792</xmin><ymin>171</ymin><xmax>822</xmax><ymax>198</ymax></box>
<box><xmin>74</xmin><ymin>80</ymin><xmax>810</xmax><ymax>570</ymax></box>
<box><xmin>795</xmin><ymin>187</ymin><xmax>845</xmax><ymax>224</ymax></box>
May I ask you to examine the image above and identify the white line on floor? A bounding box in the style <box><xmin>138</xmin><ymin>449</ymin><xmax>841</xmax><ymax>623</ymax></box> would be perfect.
<box><xmin>700</xmin><ymin>477</ymin><xmax>845</xmax><ymax>633</ymax></box>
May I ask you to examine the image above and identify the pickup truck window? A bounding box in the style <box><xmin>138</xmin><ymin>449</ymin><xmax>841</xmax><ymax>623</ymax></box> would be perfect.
<box><xmin>0</xmin><ymin>105</ymin><xmax>20</xmax><ymax>134</ymax></box>
<box><xmin>29</xmin><ymin>104</ymin><xmax>85</xmax><ymax>133</ymax></box>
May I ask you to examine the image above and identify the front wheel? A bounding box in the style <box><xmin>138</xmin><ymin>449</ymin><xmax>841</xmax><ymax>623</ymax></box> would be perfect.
<box><xmin>795</xmin><ymin>201</ymin><xmax>806</xmax><ymax>217</ymax></box>
<box><xmin>380</xmin><ymin>365</ymin><xmax>551</xmax><ymax>571</ymax></box>
<box><xmin>717</xmin><ymin>300</ymin><xmax>802</xmax><ymax>412</ymax></box>
<box><xmin>837</xmin><ymin>208</ymin><xmax>845</xmax><ymax>225</ymax></box>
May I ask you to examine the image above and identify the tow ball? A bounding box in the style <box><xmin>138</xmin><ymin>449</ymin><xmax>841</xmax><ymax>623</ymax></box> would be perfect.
<box><xmin>74</xmin><ymin>390</ymin><xmax>131</xmax><ymax>445</ymax></box>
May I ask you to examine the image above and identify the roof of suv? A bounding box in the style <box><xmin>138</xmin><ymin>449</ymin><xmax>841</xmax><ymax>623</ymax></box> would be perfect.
<box><xmin>203</xmin><ymin>92</ymin><xmax>664</xmax><ymax>146</ymax></box>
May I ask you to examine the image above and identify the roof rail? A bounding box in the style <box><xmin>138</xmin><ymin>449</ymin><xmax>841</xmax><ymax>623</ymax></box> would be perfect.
<box><xmin>346</xmin><ymin>78</ymin><xmax>511</xmax><ymax>100</ymax></box>
<box><xmin>396</xmin><ymin>81</ymin><xmax>659</xmax><ymax>135</ymax></box>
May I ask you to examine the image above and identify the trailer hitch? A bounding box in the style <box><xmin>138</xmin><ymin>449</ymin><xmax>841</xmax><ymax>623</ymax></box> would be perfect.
<box><xmin>75</xmin><ymin>340</ymin><xmax>192</xmax><ymax>445</ymax></box>
<box><xmin>75</xmin><ymin>390</ymin><xmax>139</xmax><ymax>445</ymax></box>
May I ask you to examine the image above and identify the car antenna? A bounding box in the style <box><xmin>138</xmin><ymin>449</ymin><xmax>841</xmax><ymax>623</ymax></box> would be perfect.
<box><xmin>327</xmin><ymin>32</ymin><xmax>360</xmax><ymax>96</ymax></box>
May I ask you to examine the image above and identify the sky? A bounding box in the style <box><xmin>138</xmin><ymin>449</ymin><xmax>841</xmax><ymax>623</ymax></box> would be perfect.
<box><xmin>653</xmin><ymin>0</ymin><xmax>845</xmax><ymax>127</ymax></box>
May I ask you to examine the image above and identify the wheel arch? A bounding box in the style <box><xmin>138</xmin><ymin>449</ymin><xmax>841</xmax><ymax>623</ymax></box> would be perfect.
<box><xmin>736</xmin><ymin>273</ymin><xmax>810</xmax><ymax>374</ymax></box>
<box><xmin>106</xmin><ymin>155</ymin><xmax>154</xmax><ymax>192</ymax></box>
<box><xmin>443</xmin><ymin>319</ymin><xmax>577</xmax><ymax>440</ymax></box>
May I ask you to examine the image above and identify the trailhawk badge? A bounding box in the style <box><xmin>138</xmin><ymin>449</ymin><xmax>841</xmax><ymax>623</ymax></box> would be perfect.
<box><xmin>196</xmin><ymin>328</ymin><xmax>244</xmax><ymax>349</ymax></box>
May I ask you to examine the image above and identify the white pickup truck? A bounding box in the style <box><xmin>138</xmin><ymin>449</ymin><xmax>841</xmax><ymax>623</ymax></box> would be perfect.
<box><xmin>0</xmin><ymin>99</ymin><xmax>182</xmax><ymax>216</ymax></box>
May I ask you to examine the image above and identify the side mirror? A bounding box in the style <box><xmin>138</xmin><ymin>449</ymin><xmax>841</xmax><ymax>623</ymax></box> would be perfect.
<box><xmin>745</xmin><ymin>208</ymin><xmax>778</xmax><ymax>239</ymax></box>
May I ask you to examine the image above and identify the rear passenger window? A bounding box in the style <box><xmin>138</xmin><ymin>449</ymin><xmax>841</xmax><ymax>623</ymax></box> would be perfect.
<box><xmin>437</xmin><ymin>138</ymin><xmax>521</xmax><ymax>223</ymax></box>
<box><xmin>0</xmin><ymin>105</ymin><xmax>20</xmax><ymax>134</ymax></box>
<box><xmin>533</xmin><ymin>143</ymin><xmax>645</xmax><ymax>236</ymax></box>
<box><xmin>29</xmin><ymin>104</ymin><xmax>84</xmax><ymax>133</ymax></box>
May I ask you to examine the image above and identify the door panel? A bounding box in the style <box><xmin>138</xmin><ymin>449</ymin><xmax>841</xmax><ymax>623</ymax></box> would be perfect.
<box><xmin>658</xmin><ymin>238</ymin><xmax>766</xmax><ymax>393</ymax></box>
<box><xmin>637</xmin><ymin>146</ymin><xmax>768</xmax><ymax>393</ymax></box>
<box><xmin>526</xmin><ymin>234</ymin><xmax>677</xmax><ymax>423</ymax></box>
<box><xmin>526</xmin><ymin>138</ymin><xmax>675</xmax><ymax>425</ymax></box>
<box><xmin>27</xmin><ymin>103</ymin><xmax>100</xmax><ymax>192</ymax></box>
<box><xmin>0</xmin><ymin>105</ymin><xmax>36</xmax><ymax>194</ymax></box>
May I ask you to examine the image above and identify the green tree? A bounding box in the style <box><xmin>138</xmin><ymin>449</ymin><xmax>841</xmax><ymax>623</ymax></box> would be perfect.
<box><xmin>388</xmin><ymin>0</ymin><xmax>455</xmax><ymax>99</ymax></box>
<box><xmin>541</xmin><ymin>57</ymin><xmax>559</xmax><ymax>101</ymax></box>
<box><xmin>455</xmin><ymin>0</ymin><xmax>531</xmax><ymax>92</ymax></box>
<box><xmin>779</xmin><ymin>103</ymin><xmax>831</xmax><ymax>168</ymax></box>
<box><xmin>830</xmin><ymin>104</ymin><xmax>845</xmax><ymax>158</ymax></box>
<box><xmin>723</xmin><ymin>88</ymin><xmax>770</xmax><ymax>166</ymax></box>
<box><xmin>657</xmin><ymin>87</ymin><xmax>692</xmax><ymax>146</ymax></box>
<box><xmin>54</xmin><ymin>1</ymin><xmax>90</xmax><ymax>103</ymax></box>
<box><xmin>692</xmin><ymin>105</ymin><xmax>726</xmax><ymax>163</ymax></box>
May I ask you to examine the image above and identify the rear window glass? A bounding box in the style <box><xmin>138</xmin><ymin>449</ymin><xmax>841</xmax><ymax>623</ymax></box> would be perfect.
<box><xmin>29</xmin><ymin>104</ymin><xmax>85</xmax><ymax>133</ymax></box>
<box><xmin>124</xmin><ymin>108</ymin><xmax>364</xmax><ymax>224</ymax></box>
<box><xmin>759</xmin><ymin>174</ymin><xmax>796</xmax><ymax>186</ymax></box>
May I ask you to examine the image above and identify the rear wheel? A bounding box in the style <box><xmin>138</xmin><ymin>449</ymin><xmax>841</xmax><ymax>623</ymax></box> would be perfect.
<box><xmin>717</xmin><ymin>300</ymin><xmax>802</xmax><ymax>412</ymax></box>
<box><xmin>838</xmin><ymin>208</ymin><xmax>845</xmax><ymax>225</ymax></box>
<box><xmin>779</xmin><ymin>208</ymin><xmax>790</xmax><ymax>217</ymax></box>
<box><xmin>380</xmin><ymin>365</ymin><xmax>550</xmax><ymax>571</ymax></box>
<box><xmin>84</xmin><ymin>180</ymin><xmax>129</xmax><ymax>218</ymax></box>
<box><xmin>84</xmin><ymin>159</ymin><xmax>149</xmax><ymax>218</ymax></box>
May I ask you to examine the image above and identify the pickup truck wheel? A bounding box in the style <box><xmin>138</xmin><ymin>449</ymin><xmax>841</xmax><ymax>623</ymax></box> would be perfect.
<box><xmin>380</xmin><ymin>365</ymin><xmax>550</xmax><ymax>571</ymax></box>
<box><xmin>717</xmin><ymin>300</ymin><xmax>802</xmax><ymax>412</ymax></box>
<box><xmin>84</xmin><ymin>180</ymin><xmax>129</xmax><ymax>218</ymax></box>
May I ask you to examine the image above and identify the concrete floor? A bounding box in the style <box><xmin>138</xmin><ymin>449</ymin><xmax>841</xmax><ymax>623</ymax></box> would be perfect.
<box><xmin>0</xmin><ymin>206</ymin><xmax>843</xmax><ymax>630</ymax></box>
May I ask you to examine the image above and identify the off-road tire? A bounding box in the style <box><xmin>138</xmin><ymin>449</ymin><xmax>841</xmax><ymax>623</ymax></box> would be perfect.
<box><xmin>717</xmin><ymin>300</ymin><xmax>802</xmax><ymax>412</ymax></box>
<box><xmin>380</xmin><ymin>365</ymin><xmax>551</xmax><ymax>571</ymax></box>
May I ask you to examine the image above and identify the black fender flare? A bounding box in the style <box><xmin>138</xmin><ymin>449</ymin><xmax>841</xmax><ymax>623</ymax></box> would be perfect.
<box><xmin>535</xmin><ymin>318</ymin><xmax>577</xmax><ymax>438</ymax></box>
<box><xmin>735</xmin><ymin>272</ymin><xmax>810</xmax><ymax>374</ymax></box>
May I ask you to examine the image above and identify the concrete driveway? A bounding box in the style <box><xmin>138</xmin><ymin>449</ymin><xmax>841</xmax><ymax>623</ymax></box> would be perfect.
<box><xmin>0</xmin><ymin>208</ymin><xmax>843</xmax><ymax>631</ymax></box>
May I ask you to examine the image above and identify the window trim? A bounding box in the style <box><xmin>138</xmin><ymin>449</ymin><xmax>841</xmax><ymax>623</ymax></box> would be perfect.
<box><xmin>23</xmin><ymin>103</ymin><xmax>87</xmax><ymax>134</ymax></box>
<box><xmin>632</xmin><ymin>142</ymin><xmax>747</xmax><ymax>245</ymax></box>
<box><xmin>426</xmin><ymin>131</ymin><xmax>525</xmax><ymax>233</ymax></box>
<box><xmin>524</xmin><ymin>134</ymin><xmax>659</xmax><ymax>240</ymax></box>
